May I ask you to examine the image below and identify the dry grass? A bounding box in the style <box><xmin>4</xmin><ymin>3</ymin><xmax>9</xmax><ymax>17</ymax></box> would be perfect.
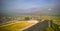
<box><xmin>0</xmin><ymin>21</ymin><xmax>32</xmax><ymax>31</ymax></box>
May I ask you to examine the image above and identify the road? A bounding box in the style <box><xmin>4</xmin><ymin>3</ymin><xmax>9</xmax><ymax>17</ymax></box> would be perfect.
<box><xmin>23</xmin><ymin>20</ymin><xmax>49</xmax><ymax>31</ymax></box>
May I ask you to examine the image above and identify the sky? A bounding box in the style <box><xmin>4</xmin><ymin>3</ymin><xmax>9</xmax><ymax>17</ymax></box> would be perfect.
<box><xmin>1</xmin><ymin>0</ymin><xmax>60</xmax><ymax>15</ymax></box>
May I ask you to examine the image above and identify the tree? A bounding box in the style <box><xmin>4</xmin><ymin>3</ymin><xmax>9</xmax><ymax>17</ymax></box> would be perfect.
<box><xmin>25</xmin><ymin>17</ymin><xmax>30</xmax><ymax>20</ymax></box>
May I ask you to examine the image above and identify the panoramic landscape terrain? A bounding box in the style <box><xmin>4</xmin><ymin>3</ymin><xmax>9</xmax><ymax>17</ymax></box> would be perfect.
<box><xmin>0</xmin><ymin>0</ymin><xmax>60</xmax><ymax>31</ymax></box>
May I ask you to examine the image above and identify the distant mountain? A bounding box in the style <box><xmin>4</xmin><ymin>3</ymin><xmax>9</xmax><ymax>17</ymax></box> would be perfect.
<box><xmin>1</xmin><ymin>6</ymin><xmax>60</xmax><ymax>15</ymax></box>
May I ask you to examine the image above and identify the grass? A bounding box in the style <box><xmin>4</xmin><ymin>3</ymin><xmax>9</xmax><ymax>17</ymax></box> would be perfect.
<box><xmin>51</xmin><ymin>23</ymin><xmax>60</xmax><ymax>31</ymax></box>
<box><xmin>0</xmin><ymin>21</ymin><xmax>32</xmax><ymax>31</ymax></box>
<box><xmin>45</xmin><ymin>22</ymin><xmax>60</xmax><ymax>31</ymax></box>
<box><xmin>40</xmin><ymin>15</ymin><xmax>60</xmax><ymax>21</ymax></box>
<box><xmin>45</xmin><ymin>27</ymin><xmax>54</xmax><ymax>31</ymax></box>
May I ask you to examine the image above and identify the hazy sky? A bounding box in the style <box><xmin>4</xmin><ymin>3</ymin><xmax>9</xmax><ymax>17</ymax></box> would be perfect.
<box><xmin>1</xmin><ymin>0</ymin><xmax>60</xmax><ymax>15</ymax></box>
